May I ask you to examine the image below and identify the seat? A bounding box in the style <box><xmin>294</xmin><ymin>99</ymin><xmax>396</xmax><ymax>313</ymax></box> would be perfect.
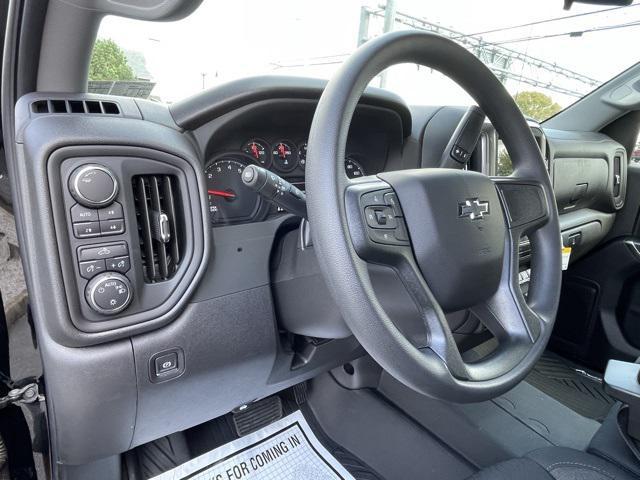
<box><xmin>468</xmin><ymin>446</ymin><xmax>638</xmax><ymax>479</ymax></box>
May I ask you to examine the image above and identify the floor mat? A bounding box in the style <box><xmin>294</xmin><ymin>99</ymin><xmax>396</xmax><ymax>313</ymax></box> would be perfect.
<box><xmin>149</xmin><ymin>411</ymin><xmax>356</xmax><ymax>480</ymax></box>
<box><xmin>525</xmin><ymin>352</ymin><xmax>615</xmax><ymax>422</ymax></box>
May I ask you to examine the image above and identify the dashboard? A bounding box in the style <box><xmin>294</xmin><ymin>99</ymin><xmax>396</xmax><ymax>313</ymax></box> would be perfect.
<box><xmin>12</xmin><ymin>76</ymin><xmax>628</xmax><ymax>466</ymax></box>
<box><xmin>198</xmin><ymin>99</ymin><xmax>405</xmax><ymax>226</ymax></box>
<box><xmin>205</xmin><ymin>140</ymin><xmax>366</xmax><ymax>226</ymax></box>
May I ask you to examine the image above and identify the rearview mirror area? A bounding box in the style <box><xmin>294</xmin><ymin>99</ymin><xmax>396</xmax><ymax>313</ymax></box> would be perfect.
<box><xmin>564</xmin><ymin>0</ymin><xmax>632</xmax><ymax>10</ymax></box>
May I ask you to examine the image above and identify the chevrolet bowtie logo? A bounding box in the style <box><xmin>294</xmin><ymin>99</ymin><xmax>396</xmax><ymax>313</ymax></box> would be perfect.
<box><xmin>458</xmin><ymin>199</ymin><xmax>489</xmax><ymax>220</ymax></box>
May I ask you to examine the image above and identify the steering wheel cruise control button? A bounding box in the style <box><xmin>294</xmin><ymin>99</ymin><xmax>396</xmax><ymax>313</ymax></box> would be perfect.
<box><xmin>69</xmin><ymin>164</ymin><xmax>119</xmax><ymax>208</ymax></box>
<box><xmin>85</xmin><ymin>272</ymin><xmax>132</xmax><ymax>315</ymax></box>
<box><xmin>365</xmin><ymin>206</ymin><xmax>396</xmax><ymax>229</ymax></box>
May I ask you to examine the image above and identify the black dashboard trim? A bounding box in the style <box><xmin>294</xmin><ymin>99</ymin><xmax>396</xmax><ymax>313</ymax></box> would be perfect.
<box><xmin>169</xmin><ymin>75</ymin><xmax>412</xmax><ymax>135</ymax></box>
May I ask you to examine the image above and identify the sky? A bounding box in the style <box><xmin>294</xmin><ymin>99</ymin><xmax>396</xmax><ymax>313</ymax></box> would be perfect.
<box><xmin>98</xmin><ymin>0</ymin><xmax>640</xmax><ymax>107</ymax></box>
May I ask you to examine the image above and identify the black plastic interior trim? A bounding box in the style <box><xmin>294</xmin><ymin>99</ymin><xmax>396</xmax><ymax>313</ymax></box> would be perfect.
<box><xmin>169</xmin><ymin>75</ymin><xmax>412</xmax><ymax>135</ymax></box>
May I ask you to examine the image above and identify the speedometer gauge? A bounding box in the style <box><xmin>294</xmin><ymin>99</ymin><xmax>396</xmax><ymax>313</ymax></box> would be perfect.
<box><xmin>205</xmin><ymin>155</ymin><xmax>261</xmax><ymax>225</ymax></box>
<box><xmin>345</xmin><ymin>157</ymin><xmax>366</xmax><ymax>179</ymax></box>
<box><xmin>242</xmin><ymin>139</ymin><xmax>270</xmax><ymax>167</ymax></box>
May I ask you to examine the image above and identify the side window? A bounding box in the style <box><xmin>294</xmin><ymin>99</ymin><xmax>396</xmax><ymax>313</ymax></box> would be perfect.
<box><xmin>497</xmin><ymin>139</ymin><xmax>513</xmax><ymax>176</ymax></box>
<box><xmin>632</xmin><ymin>134</ymin><xmax>640</xmax><ymax>164</ymax></box>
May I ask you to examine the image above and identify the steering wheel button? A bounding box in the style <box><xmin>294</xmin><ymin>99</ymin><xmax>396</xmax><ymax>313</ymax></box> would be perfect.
<box><xmin>394</xmin><ymin>221</ymin><xmax>409</xmax><ymax>242</ymax></box>
<box><xmin>383</xmin><ymin>192</ymin><xmax>403</xmax><ymax>217</ymax></box>
<box><xmin>365</xmin><ymin>206</ymin><xmax>396</xmax><ymax>229</ymax></box>
<box><xmin>368</xmin><ymin>227</ymin><xmax>408</xmax><ymax>246</ymax></box>
<box><xmin>361</xmin><ymin>190</ymin><xmax>390</xmax><ymax>207</ymax></box>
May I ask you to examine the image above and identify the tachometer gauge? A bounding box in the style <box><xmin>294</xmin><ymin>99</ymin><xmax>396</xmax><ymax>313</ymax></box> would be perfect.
<box><xmin>345</xmin><ymin>156</ymin><xmax>366</xmax><ymax>179</ymax></box>
<box><xmin>298</xmin><ymin>142</ymin><xmax>307</xmax><ymax>170</ymax></box>
<box><xmin>242</xmin><ymin>139</ymin><xmax>270</xmax><ymax>167</ymax></box>
<box><xmin>271</xmin><ymin>140</ymin><xmax>298</xmax><ymax>172</ymax></box>
<box><xmin>205</xmin><ymin>155</ymin><xmax>261</xmax><ymax>225</ymax></box>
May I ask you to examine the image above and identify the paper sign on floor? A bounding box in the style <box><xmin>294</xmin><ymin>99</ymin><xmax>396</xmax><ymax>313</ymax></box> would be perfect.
<box><xmin>150</xmin><ymin>410</ymin><xmax>356</xmax><ymax>480</ymax></box>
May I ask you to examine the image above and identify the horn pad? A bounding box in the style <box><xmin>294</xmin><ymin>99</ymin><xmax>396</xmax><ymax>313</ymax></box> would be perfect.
<box><xmin>378</xmin><ymin>169</ymin><xmax>506</xmax><ymax>312</ymax></box>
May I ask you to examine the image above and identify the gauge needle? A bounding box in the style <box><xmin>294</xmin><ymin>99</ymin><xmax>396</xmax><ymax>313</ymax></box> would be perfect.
<box><xmin>251</xmin><ymin>143</ymin><xmax>259</xmax><ymax>159</ymax></box>
<box><xmin>208</xmin><ymin>189</ymin><xmax>236</xmax><ymax>199</ymax></box>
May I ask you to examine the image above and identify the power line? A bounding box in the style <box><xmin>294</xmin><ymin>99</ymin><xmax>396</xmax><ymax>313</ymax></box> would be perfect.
<box><xmin>364</xmin><ymin>7</ymin><xmax>600</xmax><ymax>97</ymax></box>
<box><xmin>491</xmin><ymin>18</ymin><xmax>640</xmax><ymax>45</ymax></box>
<box><xmin>462</xmin><ymin>2</ymin><xmax>640</xmax><ymax>38</ymax></box>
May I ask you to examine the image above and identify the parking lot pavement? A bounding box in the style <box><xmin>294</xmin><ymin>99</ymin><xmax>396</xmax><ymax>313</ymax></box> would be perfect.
<box><xmin>9</xmin><ymin>316</ymin><xmax>46</xmax><ymax>479</ymax></box>
<box><xmin>0</xmin><ymin>205</ymin><xmax>28</xmax><ymax>328</ymax></box>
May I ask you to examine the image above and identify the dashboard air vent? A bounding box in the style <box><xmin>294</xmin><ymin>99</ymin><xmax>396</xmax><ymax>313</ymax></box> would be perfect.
<box><xmin>132</xmin><ymin>175</ymin><xmax>182</xmax><ymax>283</ymax></box>
<box><xmin>31</xmin><ymin>99</ymin><xmax>120</xmax><ymax>115</ymax></box>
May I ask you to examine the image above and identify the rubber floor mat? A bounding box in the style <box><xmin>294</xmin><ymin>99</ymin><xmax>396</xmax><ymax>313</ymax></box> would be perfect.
<box><xmin>525</xmin><ymin>352</ymin><xmax>614</xmax><ymax>422</ymax></box>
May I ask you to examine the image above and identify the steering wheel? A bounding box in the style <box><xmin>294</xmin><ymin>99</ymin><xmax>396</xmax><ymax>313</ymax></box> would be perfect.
<box><xmin>306</xmin><ymin>31</ymin><xmax>562</xmax><ymax>402</ymax></box>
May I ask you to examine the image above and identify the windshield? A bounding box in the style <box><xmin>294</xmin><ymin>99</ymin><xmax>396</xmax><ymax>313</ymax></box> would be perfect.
<box><xmin>95</xmin><ymin>0</ymin><xmax>639</xmax><ymax>121</ymax></box>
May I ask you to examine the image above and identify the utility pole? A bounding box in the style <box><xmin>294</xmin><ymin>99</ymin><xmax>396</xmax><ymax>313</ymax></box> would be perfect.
<box><xmin>379</xmin><ymin>0</ymin><xmax>396</xmax><ymax>88</ymax></box>
<box><xmin>201</xmin><ymin>72</ymin><xmax>207</xmax><ymax>90</ymax></box>
<box><xmin>357</xmin><ymin>6</ymin><xmax>370</xmax><ymax>47</ymax></box>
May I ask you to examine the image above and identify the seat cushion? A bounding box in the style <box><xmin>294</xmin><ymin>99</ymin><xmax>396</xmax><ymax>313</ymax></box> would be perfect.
<box><xmin>468</xmin><ymin>447</ymin><xmax>639</xmax><ymax>479</ymax></box>
<box><xmin>467</xmin><ymin>458</ymin><xmax>553</xmax><ymax>480</ymax></box>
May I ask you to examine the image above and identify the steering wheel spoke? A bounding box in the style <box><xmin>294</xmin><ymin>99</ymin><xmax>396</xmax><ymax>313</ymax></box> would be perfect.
<box><xmin>494</xmin><ymin>178</ymin><xmax>550</xmax><ymax>235</ymax></box>
<box><xmin>344</xmin><ymin>179</ymin><xmax>481</xmax><ymax>380</ymax></box>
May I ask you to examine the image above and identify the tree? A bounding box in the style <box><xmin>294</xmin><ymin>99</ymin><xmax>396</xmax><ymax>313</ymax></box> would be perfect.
<box><xmin>513</xmin><ymin>91</ymin><xmax>562</xmax><ymax>122</ymax></box>
<box><xmin>89</xmin><ymin>39</ymin><xmax>135</xmax><ymax>81</ymax></box>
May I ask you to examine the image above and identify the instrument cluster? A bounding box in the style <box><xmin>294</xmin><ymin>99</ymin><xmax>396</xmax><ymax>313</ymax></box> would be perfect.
<box><xmin>206</xmin><ymin>138</ymin><xmax>367</xmax><ymax>226</ymax></box>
